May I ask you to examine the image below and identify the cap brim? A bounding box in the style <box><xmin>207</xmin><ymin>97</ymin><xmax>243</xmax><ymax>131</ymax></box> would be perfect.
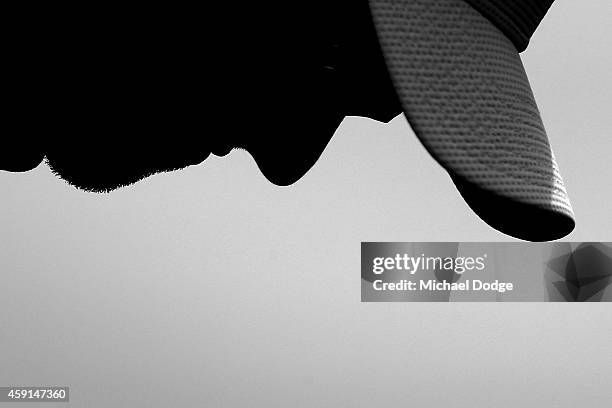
<box><xmin>369</xmin><ymin>0</ymin><xmax>574</xmax><ymax>241</ymax></box>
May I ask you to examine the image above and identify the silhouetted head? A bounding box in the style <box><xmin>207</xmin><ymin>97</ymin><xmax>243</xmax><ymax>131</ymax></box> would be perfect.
<box><xmin>2</xmin><ymin>1</ymin><xmax>576</xmax><ymax>242</ymax></box>
<box><xmin>2</xmin><ymin>2</ymin><xmax>399</xmax><ymax>192</ymax></box>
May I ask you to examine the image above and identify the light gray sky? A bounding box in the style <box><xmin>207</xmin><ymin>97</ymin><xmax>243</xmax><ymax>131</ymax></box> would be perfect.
<box><xmin>1</xmin><ymin>1</ymin><xmax>611</xmax><ymax>407</ymax></box>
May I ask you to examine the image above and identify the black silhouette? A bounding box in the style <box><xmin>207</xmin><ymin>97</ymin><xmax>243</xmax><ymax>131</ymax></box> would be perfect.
<box><xmin>1</xmin><ymin>1</ymin><xmax>577</xmax><ymax>242</ymax></box>
<box><xmin>1</xmin><ymin>2</ymin><xmax>400</xmax><ymax>192</ymax></box>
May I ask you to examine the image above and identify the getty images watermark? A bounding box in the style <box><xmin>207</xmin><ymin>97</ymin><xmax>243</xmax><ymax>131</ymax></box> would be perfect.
<box><xmin>361</xmin><ymin>242</ymin><xmax>612</xmax><ymax>302</ymax></box>
<box><xmin>369</xmin><ymin>249</ymin><xmax>513</xmax><ymax>293</ymax></box>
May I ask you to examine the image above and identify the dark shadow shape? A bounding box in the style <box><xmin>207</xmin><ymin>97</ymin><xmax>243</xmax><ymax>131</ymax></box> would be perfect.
<box><xmin>1</xmin><ymin>2</ymin><xmax>401</xmax><ymax>192</ymax></box>
<box><xmin>451</xmin><ymin>175</ymin><xmax>575</xmax><ymax>242</ymax></box>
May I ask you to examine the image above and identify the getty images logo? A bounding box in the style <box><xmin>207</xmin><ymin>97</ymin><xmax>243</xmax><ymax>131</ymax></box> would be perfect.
<box><xmin>372</xmin><ymin>253</ymin><xmax>488</xmax><ymax>275</ymax></box>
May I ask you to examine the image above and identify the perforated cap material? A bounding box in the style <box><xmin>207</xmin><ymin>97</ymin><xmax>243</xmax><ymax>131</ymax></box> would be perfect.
<box><xmin>464</xmin><ymin>0</ymin><xmax>555</xmax><ymax>52</ymax></box>
<box><xmin>369</xmin><ymin>0</ymin><xmax>574</xmax><ymax>241</ymax></box>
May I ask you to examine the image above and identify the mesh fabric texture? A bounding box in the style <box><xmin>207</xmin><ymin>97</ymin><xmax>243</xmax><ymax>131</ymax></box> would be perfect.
<box><xmin>464</xmin><ymin>0</ymin><xmax>555</xmax><ymax>52</ymax></box>
<box><xmin>369</xmin><ymin>0</ymin><xmax>574</xmax><ymax>241</ymax></box>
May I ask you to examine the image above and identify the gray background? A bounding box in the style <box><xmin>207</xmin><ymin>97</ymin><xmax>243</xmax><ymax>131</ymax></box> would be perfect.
<box><xmin>1</xmin><ymin>1</ymin><xmax>611</xmax><ymax>406</ymax></box>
